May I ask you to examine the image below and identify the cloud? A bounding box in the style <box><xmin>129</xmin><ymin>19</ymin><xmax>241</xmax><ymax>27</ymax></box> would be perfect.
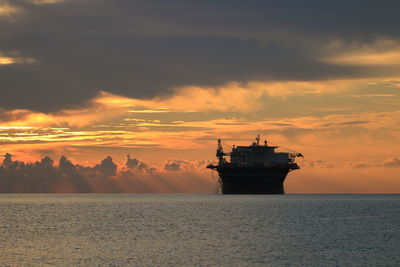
<box><xmin>0</xmin><ymin>151</ymin><xmax>397</xmax><ymax>194</ymax></box>
<box><xmin>303</xmin><ymin>157</ymin><xmax>400</xmax><ymax>169</ymax></box>
<box><xmin>348</xmin><ymin>158</ymin><xmax>400</xmax><ymax>169</ymax></box>
<box><xmin>0</xmin><ymin>153</ymin><xmax>214</xmax><ymax>193</ymax></box>
<box><xmin>322</xmin><ymin>39</ymin><xmax>400</xmax><ymax>66</ymax></box>
<box><xmin>125</xmin><ymin>154</ymin><xmax>149</xmax><ymax>170</ymax></box>
<box><xmin>381</xmin><ymin>158</ymin><xmax>400</xmax><ymax>168</ymax></box>
<box><xmin>304</xmin><ymin>160</ymin><xmax>335</xmax><ymax>168</ymax></box>
<box><xmin>0</xmin><ymin>54</ymin><xmax>36</xmax><ymax>65</ymax></box>
<box><xmin>325</xmin><ymin>49</ymin><xmax>400</xmax><ymax>66</ymax></box>
<box><xmin>28</xmin><ymin>0</ymin><xmax>65</xmax><ymax>5</ymax></box>
<box><xmin>0</xmin><ymin>1</ymin><xmax>22</xmax><ymax>20</ymax></box>
<box><xmin>163</xmin><ymin>159</ymin><xmax>201</xmax><ymax>171</ymax></box>
<box><xmin>1</xmin><ymin>1</ymin><xmax>400</xmax><ymax>111</ymax></box>
<box><xmin>1</xmin><ymin>76</ymin><xmax>396</xmax><ymax>128</ymax></box>
<box><xmin>0</xmin><ymin>1</ymin><xmax>399</xmax><ymax>194</ymax></box>
<box><xmin>0</xmin><ymin>88</ymin><xmax>399</xmax><ymax>154</ymax></box>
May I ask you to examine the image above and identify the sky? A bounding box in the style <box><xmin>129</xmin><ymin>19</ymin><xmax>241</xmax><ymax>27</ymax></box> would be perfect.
<box><xmin>0</xmin><ymin>0</ymin><xmax>399</xmax><ymax>193</ymax></box>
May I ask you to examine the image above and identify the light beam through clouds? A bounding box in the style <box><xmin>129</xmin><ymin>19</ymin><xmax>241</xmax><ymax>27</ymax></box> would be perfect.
<box><xmin>1</xmin><ymin>1</ymin><xmax>400</xmax><ymax>193</ymax></box>
<box><xmin>0</xmin><ymin>78</ymin><xmax>399</xmax><ymax>193</ymax></box>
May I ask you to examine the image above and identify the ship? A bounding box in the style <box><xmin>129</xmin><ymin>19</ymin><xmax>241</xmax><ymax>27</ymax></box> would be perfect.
<box><xmin>207</xmin><ymin>135</ymin><xmax>303</xmax><ymax>194</ymax></box>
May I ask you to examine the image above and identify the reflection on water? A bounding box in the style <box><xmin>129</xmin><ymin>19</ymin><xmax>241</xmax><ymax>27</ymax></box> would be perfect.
<box><xmin>0</xmin><ymin>194</ymin><xmax>399</xmax><ymax>266</ymax></box>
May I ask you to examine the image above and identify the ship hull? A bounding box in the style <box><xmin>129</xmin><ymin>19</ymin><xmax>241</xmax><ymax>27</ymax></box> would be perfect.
<box><xmin>216</xmin><ymin>166</ymin><xmax>290</xmax><ymax>194</ymax></box>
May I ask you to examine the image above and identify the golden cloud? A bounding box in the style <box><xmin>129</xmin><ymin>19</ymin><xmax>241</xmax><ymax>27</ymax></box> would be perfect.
<box><xmin>0</xmin><ymin>52</ymin><xmax>36</xmax><ymax>65</ymax></box>
<box><xmin>0</xmin><ymin>0</ymin><xmax>63</xmax><ymax>23</ymax></box>
<box><xmin>0</xmin><ymin>1</ymin><xmax>18</xmax><ymax>15</ymax></box>
<box><xmin>28</xmin><ymin>0</ymin><xmax>65</xmax><ymax>5</ymax></box>
<box><xmin>0</xmin><ymin>1</ymin><xmax>22</xmax><ymax>20</ymax></box>
<box><xmin>1</xmin><ymin>76</ymin><xmax>399</xmax><ymax>129</ymax></box>
<box><xmin>322</xmin><ymin>39</ymin><xmax>400</xmax><ymax>66</ymax></box>
<box><xmin>324</xmin><ymin>49</ymin><xmax>400</xmax><ymax>66</ymax></box>
<box><xmin>0</xmin><ymin>77</ymin><xmax>399</xmax><ymax>168</ymax></box>
<box><xmin>1</xmin><ymin>108</ymin><xmax>399</xmax><ymax>151</ymax></box>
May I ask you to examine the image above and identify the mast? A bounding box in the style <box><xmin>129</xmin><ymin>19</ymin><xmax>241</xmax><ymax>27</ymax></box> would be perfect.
<box><xmin>256</xmin><ymin>135</ymin><xmax>260</xmax><ymax>146</ymax></box>
<box><xmin>216</xmin><ymin>139</ymin><xmax>225</xmax><ymax>164</ymax></box>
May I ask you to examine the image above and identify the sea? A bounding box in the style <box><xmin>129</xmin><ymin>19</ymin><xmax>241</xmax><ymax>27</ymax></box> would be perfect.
<box><xmin>0</xmin><ymin>194</ymin><xmax>399</xmax><ymax>266</ymax></box>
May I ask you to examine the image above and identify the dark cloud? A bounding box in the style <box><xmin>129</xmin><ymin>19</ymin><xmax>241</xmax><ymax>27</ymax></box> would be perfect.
<box><xmin>0</xmin><ymin>153</ymin><xmax>213</xmax><ymax>193</ymax></box>
<box><xmin>125</xmin><ymin>154</ymin><xmax>149</xmax><ymax>171</ymax></box>
<box><xmin>163</xmin><ymin>159</ymin><xmax>194</xmax><ymax>171</ymax></box>
<box><xmin>1</xmin><ymin>0</ymin><xmax>400</xmax><ymax>111</ymax></box>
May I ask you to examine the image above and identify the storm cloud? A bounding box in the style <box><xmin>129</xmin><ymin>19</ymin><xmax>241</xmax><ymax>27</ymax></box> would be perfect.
<box><xmin>1</xmin><ymin>0</ymin><xmax>400</xmax><ymax>111</ymax></box>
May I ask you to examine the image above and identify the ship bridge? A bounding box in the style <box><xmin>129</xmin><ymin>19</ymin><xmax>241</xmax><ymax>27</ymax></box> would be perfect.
<box><xmin>228</xmin><ymin>136</ymin><xmax>296</xmax><ymax>167</ymax></box>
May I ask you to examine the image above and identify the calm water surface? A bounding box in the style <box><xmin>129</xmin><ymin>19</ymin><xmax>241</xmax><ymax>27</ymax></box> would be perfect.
<box><xmin>0</xmin><ymin>194</ymin><xmax>399</xmax><ymax>266</ymax></box>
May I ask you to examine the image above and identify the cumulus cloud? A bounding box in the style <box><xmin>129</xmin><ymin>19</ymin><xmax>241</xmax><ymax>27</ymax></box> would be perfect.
<box><xmin>163</xmin><ymin>159</ymin><xmax>199</xmax><ymax>171</ymax></box>
<box><xmin>1</xmin><ymin>151</ymin><xmax>397</xmax><ymax>194</ymax></box>
<box><xmin>124</xmin><ymin>154</ymin><xmax>149</xmax><ymax>170</ymax></box>
<box><xmin>0</xmin><ymin>153</ymin><xmax>214</xmax><ymax>193</ymax></box>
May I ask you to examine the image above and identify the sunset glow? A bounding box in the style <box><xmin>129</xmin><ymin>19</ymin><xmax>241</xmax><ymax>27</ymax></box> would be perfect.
<box><xmin>1</xmin><ymin>1</ymin><xmax>399</xmax><ymax>193</ymax></box>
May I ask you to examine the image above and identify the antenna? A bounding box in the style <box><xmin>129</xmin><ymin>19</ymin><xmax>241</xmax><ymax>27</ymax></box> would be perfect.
<box><xmin>217</xmin><ymin>139</ymin><xmax>223</xmax><ymax>151</ymax></box>
<box><xmin>256</xmin><ymin>135</ymin><xmax>260</xmax><ymax>146</ymax></box>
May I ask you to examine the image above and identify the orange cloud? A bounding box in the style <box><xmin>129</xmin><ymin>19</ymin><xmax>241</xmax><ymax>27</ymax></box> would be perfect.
<box><xmin>0</xmin><ymin>77</ymin><xmax>399</xmax><ymax>189</ymax></box>
<box><xmin>96</xmin><ymin>85</ymin><xmax>263</xmax><ymax>113</ymax></box>
<box><xmin>1</xmin><ymin>108</ymin><xmax>399</xmax><ymax>165</ymax></box>
<box><xmin>2</xmin><ymin>76</ymin><xmax>399</xmax><ymax>129</ymax></box>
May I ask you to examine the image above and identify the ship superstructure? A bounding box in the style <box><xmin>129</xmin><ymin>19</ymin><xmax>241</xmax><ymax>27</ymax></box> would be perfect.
<box><xmin>207</xmin><ymin>135</ymin><xmax>303</xmax><ymax>194</ymax></box>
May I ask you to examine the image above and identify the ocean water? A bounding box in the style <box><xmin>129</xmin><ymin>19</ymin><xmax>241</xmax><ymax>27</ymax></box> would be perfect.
<box><xmin>0</xmin><ymin>194</ymin><xmax>399</xmax><ymax>266</ymax></box>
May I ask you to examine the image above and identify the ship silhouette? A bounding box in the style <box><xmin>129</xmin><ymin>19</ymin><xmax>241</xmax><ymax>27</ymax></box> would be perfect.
<box><xmin>207</xmin><ymin>135</ymin><xmax>303</xmax><ymax>194</ymax></box>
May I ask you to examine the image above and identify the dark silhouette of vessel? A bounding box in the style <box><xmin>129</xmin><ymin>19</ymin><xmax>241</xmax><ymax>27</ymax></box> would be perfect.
<box><xmin>207</xmin><ymin>136</ymin><xmax>303</xmax><ymax>194</ymax></box>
